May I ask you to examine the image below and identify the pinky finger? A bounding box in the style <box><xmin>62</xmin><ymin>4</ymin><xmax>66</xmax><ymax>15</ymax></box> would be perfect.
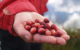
<box><xmin>61</xmin><ymin>34</ymin><xmax>70</xmax><ymax>40</ymax></box>
<box><xmin>56</xmin><ymin>37</ymin><xmax>66</xmax><ymax>45</ymax></box>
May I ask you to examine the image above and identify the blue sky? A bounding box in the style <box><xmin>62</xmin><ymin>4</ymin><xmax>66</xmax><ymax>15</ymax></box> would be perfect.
<box><xmin>44</xmin><ymin>0</ymin><xmax>80</xmax><ymax>29</ymax></box>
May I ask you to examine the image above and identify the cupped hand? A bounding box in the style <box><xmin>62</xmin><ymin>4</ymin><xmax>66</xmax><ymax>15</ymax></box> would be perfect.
<box><xmin>13</xmin><ymin>12</ymin><xmax>70</xmax><ymax>45</ymax></box>
<box><xmin>13</xmin><ymin>12</ymin><xmax>45</xmax><ymax>42</ymax></box>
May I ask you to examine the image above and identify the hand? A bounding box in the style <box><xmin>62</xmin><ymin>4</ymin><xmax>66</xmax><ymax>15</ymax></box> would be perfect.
<box><xmin>13</xmin><ymin>12</ymin><xmax>70</xmax><ymax>45</ymax></box>
<box><xmin>13</xmin><ymin>12</ymin><xmax>45</xmax><ymax>42</ymax></box>
<box><xmin>33</xmin><ymin>24</ymin><xmax>70</xmax><ymax>45</ymax></box>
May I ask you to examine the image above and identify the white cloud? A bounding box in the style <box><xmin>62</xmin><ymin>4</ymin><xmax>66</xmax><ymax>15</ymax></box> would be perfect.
<box><xmin>45</xmin><ymin>0</ymin><xmax>64</xmax><ymax>22</ymax></box>
<box><xmin>45</xmin><ymin>0</ymin><xmax>80</xmax><ymax>29</ymax></box>
<box><xmin>55</xmin><ymin>4</ymin><xmax>80</xmax><ymax>13</ymax></box>
<box><xmin>44</xmin><ymin>13</ymin><xmax>56</xmax><ymax>23</ymax></box>
<box><xmin>47</xmin><ymin>0</ymin><xmax>80</xmax><ymax>13</ymax></box>
<box><xmin>63</xmin><ymin>13</ymin><xmax>80</xmax><ymax>29</ymax></box>
<box><xmin>47</xmin><ymin>0</ymin><xmax>63</xmax><ymax>6</ymax></box>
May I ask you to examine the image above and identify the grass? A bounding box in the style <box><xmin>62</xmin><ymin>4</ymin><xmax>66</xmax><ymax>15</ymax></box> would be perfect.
<box><xmin>43</xmin><ymin>29</ymin><xmax>80</xmax><ymax>50</ymax></box>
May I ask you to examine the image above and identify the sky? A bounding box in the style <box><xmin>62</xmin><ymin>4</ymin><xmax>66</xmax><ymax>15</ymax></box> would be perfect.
<box><xmin>44</xmin><ymin>0</ymin><xmax>80</xmax><ymax>29</ymax></box>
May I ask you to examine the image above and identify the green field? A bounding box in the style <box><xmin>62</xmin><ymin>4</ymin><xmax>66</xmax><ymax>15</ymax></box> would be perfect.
<box><xmin>43</xmin><ymin>29</ymin><xmax>80</xmax><ymax>50</ymax></box>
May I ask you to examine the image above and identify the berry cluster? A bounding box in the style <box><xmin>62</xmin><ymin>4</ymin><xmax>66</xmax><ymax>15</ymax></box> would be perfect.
<box><xmin>24</xmin><ymin>18</ymin><xmax>62</xmax><ymax>37</ymax></box>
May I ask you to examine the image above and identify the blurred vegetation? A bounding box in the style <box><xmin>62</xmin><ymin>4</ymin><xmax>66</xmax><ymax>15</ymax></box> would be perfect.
<box><xmin>43</xmin><ymin>29</ymin><xmax>80</xmax><ymax>50</ymax></box>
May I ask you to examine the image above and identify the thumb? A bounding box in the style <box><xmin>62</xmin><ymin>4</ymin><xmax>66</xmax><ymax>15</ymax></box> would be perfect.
<box><xmin>13</xmin><ymin>23</ymin><xmax>32</xmax><ymax>42</ymax></box>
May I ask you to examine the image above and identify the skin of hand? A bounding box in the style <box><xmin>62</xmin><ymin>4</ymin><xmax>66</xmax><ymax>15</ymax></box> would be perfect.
<box><xmin>13</xmin><ymin>12</ymin><xmax>70</xmax><ymax>45</ymax></box>
<box><xmin>3</xmin><ymin>8</ymin><xmax>70</xmax><ymax>45</ymax></box>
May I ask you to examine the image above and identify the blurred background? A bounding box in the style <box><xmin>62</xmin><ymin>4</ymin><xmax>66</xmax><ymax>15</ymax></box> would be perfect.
<box><xmin>43</xmin><ymin>0</ymin><xmax>80</xmax><ymax>50</ymax></box>
<box><xmin>0</xmin><ymin>0</ymin><xmax>80</xmax><ymax>50</ymax></box>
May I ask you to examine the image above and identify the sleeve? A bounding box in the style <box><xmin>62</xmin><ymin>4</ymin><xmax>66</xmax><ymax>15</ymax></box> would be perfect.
<box><xmin>5</xmin><ymin>0</ymin><xmax>38</xmax><ymax>15</ymax></box>
<box><xmin>0</xmin><ymin>14</ymin><xmax>17</xmax><ymax>36</ymax></box>
<box><xmin>0</xmin><ymin>0</ymin><xmax>38</xmax><ymax>36</ymax></box>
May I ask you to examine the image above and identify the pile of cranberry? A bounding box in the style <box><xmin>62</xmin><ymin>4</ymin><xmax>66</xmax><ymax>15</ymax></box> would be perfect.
<box><xmin>24</xmin><ymin>18</ymin><xmax>65</xmax><ymax>37</ymax></box>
